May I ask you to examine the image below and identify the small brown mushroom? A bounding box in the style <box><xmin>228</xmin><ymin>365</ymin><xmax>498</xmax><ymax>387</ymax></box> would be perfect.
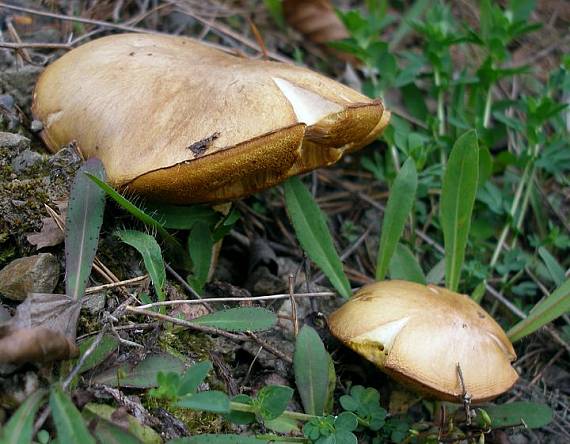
<box><xmin>328</xmin><ymin>280</ymin><xmax>518</xmax><ymax>402</ymax></box>
<box><xmin>32</xmin><ymin>33</ymin><xmax>389</xmax><ymax>204</ymax></box>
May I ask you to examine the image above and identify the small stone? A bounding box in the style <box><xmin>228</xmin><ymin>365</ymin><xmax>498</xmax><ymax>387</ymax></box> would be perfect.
<box><xmin>30</xmin><ymin>120</ymin><xmax>43</xmax><ymax>132</ymax></box>
<box><xmin>82</xmin><ymin>292</ymin><xmax>106</xmax><ymax>315</ymax></box>
<box><xmin>11</xmin><ymin>149</ymin><xmax>45</xmax><ymax>173</ymax></box>
<box><xmin>0</xmin><ymin>254</ymin><xmax>60</xmax><ymax>301</ymax></box>
<box><xmin>0</xmin><ymin>132</ymin><xmax>30</xmax><ymax>153</ymax></box>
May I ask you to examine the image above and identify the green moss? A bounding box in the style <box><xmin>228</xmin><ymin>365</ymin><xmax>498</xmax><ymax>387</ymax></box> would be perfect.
<box><xmin>158</xmin><ymin>329</ymin><xmax>213</xmax><ymax>362</ymax></box>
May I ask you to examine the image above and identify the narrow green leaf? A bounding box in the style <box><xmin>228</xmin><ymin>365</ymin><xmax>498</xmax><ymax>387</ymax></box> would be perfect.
<box><xmin>66</xmin><ymin>159</ymin><xmax>106</xmax><ymax>300</ymax></box>
<box><xmin>483</xmin><ymin>402</ymin><xmax>553</xmax><ymax>429</ymax></box>
<box><xmin>176</xmin><ymin>391</ymin><xmax>230</xmax><ymax>413</ymax></box>
<box><xmin>294</xmin><ymin>326</ymin><xmax>329</xmax><ymax>416</ymax></box>
<box><xmin>50</xmin><ymin>386</ymin><xmax>96</xmax><ymax>444</ymax></box>
<box><xmin>93</xmin><ymin>353</ymin><xmax>186</xmax><ymax>388</ymax></box>
<box><xmin>390</xmin><ymin>0</ymin><xmax>432</xmax><ymax>49</ymax></box>
<box><xmin>168</xmin><ymin>436</ymin><xmax>269</xmax><ymax>444</ymax></box>
<box><xmin>284</xmin><ymin>177</ymin><xmax>351</xmax><ymax>298</ymax></box>
<box><xmin>145</xmin><ymin>203</ymin><xmax>219</xmax><ymax>230</ymax></box>
<box><xmin>388</xmin><ymin>243</ymin><xmax>426</xmax><ymax>284</ymax></box>
<box><xmin>376</xmin><ymin>158</ymin><xmax>418</xmax><ymax>280</ymax></box>
<box><xmin>76</xmin><ymin>334</ymin><xmax>119</xmax><ymax>374</ymax></box>
<box><xmin>440</xmin><ymin>130</ymin><xmax>479</xmax><ymax>292</ymax></box>
<box><xmin>192</xmin><ymin>307</ymin><xmax>276</xmax><ymax>332</ymax></box>
<box><xmin>177</xmin><ymin>360</ymin><xmax>213</xmax><ymax>396</ymax></box>
<box><xmin>426</xmin><ymin>258</ymin><xmax>446</xmax><ymax>285</ymax></box>
<box><xmin>86</xmin><ymin>173</ymin><xmax>191</xmax><ymax>270</ymax></box>
<box><xmin>256</xmin><ymin>385</ymin><xmax>294</xmax><ymax>421</ymax></box>
<box><xmin>538</xmin><ymin>247</ymin><xmax>565</xmax><ymax>286</ymax></box>
<box><xmin>0</xmin><ymin>389</ymin><xmax>46</xmax><ymax>444</ymax></box>
<box><xmin>508</xmin><ymin>278</ymin><xmax>570</xmax><ymax>342</ymax></box>
<box><xmin>188</xmin><ymin>222</ymin><xmax>214</xmax><ymax>294</ymax></box>
<box><xmin>116</xmin><ymin>230</ymin><xmax>166</xmax><ymax>306</ymax></box>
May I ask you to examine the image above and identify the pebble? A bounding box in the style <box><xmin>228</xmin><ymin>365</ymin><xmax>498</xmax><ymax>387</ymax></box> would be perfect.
<box><xmin>11</xmin><ymin>149</ymin><xmax>44</xmax><ymax>173</ymax></box>
<box><xmin>0</xmin><ymin>253</ymin><xmax>60</xmax><ymax>301</ymax></box>
<box><xmin>0</xmin><ymin>132</ymin><xmax>30</xmax><ymax>153</ymax></box>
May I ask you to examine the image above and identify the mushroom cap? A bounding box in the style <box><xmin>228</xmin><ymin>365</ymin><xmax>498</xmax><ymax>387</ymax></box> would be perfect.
<box><xmin>328</xmin><ymin>280</ymin><xmax>518</xmax><ymax>402</ymax></box>
<box><xmin>32</xmin><ymin>33</ymin><xmax>389</xmax><ymax>204</ymax></box>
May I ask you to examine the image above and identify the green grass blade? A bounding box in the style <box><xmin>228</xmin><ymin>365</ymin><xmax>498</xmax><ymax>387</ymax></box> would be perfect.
<box><xmin>388</xmin><ymin>243</ymin><xmax>426</xmax><ymax>284</ymax></box>
<box><xmin>0</xmin><ymin>389</ymin><xmax>46</xmax><ymax>444</ymax></box>
<box><xmin>376</xmin><ymin>158</ymin><xmax>418</xmax><ymax>280</ymax></box>
<box><xmin>284</xmin><ymin>177</ymin><xmax>351</xmax><ymax>298</ymax></box>
<box><xmin>294</xmin><ymin>326</ymin><xmax>329</xmax><ymax>416</ymax></box>
<box><xmin>116</xmin><ymin>230</ymin><xmax>166</xmax><ymax>308</ymax></box>
<box><xmin>65</xmin><ymin>159</ymin><xmax>106</xmax><ymax>300</ymax></box>
<box><xmin>508</xmin><ymin>278</ymin><xmax>570</xmax><ymax>342</ymax></box>
<box><xmin>86</xmin><ymin>173</ymin><xmax>191</xmax><ymax>270</ymax></box>
<box><xmin>538</xmin><ymin>246</ymin><xmax>565</xmax><ymax>286</ymax></box>
<box><xmin>50</xmin><ymin>386</ymin><xmax>96</xmax><ymax>444</ymax></box>
<box><xmin>440</xmin><ymin>130</ymin><xmax>479</xmax><ymax>292</ymax></box>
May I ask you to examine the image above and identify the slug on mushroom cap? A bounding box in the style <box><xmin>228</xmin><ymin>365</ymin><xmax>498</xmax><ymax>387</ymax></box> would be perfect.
<box><xmin>328</xmin><ymin>280</ymin><xmax>518</xmax><ymax>403</ymax></box>
<box><xmin>32</xmin><ymin>33</ymin><xmax>389</xmax><ymax>204</ymax></box>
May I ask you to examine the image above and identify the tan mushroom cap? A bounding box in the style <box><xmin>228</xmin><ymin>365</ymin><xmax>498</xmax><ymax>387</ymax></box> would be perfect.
<box><xmin>328</xmin><ymin>280</ymin><xmax>518</xmax><ymax>402</ymax></box>
<box><xmin>32</xmin><ymin>33</ymin><xmax>389</xmax><ymax>204</ymax></box>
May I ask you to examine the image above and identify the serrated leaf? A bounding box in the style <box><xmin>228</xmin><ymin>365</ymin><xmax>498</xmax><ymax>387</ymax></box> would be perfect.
<box><xmin>177</xmin><ymin>360</ymin><xmax>213</xmax><ymax>396</ymax></box>
<box><xmin>388</xmin><ymin>243</ymin><xmax>426</xmax><ymax>284</ymax></box>
<box><xmin>176</xmin><ymin>391</ymin><xmax>230</xmax><ymax>413</ymax></box>
<box><xmin>66</xmin><ymin>159</ymin><xmax>106</xmax><ymax>301</ymax></box>
<box><xmin>76</xmin><ymin>334</ymin><xmax>119</xmax><ymax>374</ymax></box>
<box><xmin>294</xmin><ymin>326</ymin><xmax>329</xmax><ymax>416</ymax></box>
<box><xmin>508</xmin><ymin>278</ymin><xmax>570</xmax><ymax>342</ymax></box>
<box><xmin>284</xmin><ymin>177</ymin><xmax>351</xmax><ymax>298</ymax></box>
<box><xmin>0</xmin><ymin>389</ymin><xmax>46</xmax><ymax>444</ymax></box>
<box><xmin>192</xmin><ymin>307</ymin><xmax>276</xmax><ymax>332</ymax></box>
<box><xmin>50</xmin><ymin>386</ymin><xmax>96</xmax><ymax>444</ymax></box>
<box><xmin>440</xmin><ymin>130</ymin><xmax>479</xmax><ymax>292</ymax></box>
<box><xmin>484</xmin><ymin>402</ymin><xmax>553</xmax><ymax>429</ymax></box>
<box><xmin>93</xmin><ymin>353</ymin><xmax>185</xmax><ymax>388</ymax></box>
<box><xmin>188</xmin><ymin>221</ymin><xmax>214</xmax><ymax>294</ymax></box>
<box><xmin>116</xmin><ymin>230</ymin><xmax>166</xmax><ymax>307</ymax></box>
<box><xmin>376</xmin><ymin>158</ymin><xmax>418</xmax><ymax>280</ymax></box>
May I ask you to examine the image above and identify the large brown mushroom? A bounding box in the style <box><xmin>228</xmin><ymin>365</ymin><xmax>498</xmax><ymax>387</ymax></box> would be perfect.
<box><xmin>32</xmin><ymin>33</ymin><xmax>389</xmax><ymax>204</ymax></box>
<box><xmin>328</xmin><ymin>280</ymin><xmax>518</xmax><ymax>402</ymax></box>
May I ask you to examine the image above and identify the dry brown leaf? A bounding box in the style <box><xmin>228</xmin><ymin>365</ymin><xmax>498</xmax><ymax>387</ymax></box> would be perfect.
<box><xmin>0</xmin><ymin>325</ymin><xmax>79</xmax><ymax>364</ymax></box>
<box><xmin>283</xmin><ymin>0</ymin><xmax>358</xmax><ymax>64</ymax></box>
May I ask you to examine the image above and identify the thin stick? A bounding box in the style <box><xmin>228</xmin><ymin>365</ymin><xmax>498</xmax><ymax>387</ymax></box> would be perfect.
<box><xmin>85</xmin><ymin>275</ymin><xmax>148</xmax><ymax>294</ymax></box>
<box><xmin>288</xmin><ymin>274</ymin><xmax>299</xmax><ymax>337</ymax></box>
<box><xmin>0</xmin><ymin>41</ymin><xmax>71</xmax><ymax>50</ymax></box>
<box><xmin>135</xmin><ymin>291</ymin><xmax>335</xmax><ymax>309</ymax></box>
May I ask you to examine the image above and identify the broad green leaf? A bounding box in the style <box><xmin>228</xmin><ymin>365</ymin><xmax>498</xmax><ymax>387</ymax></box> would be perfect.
<box><xmin>538</xmin><ymin>247</ymin><xmax>565</xmax><ymax>286</ymax></box>
<box><xmin>86</xmin><ymin>174</ymin><xmax>191</xmax><ymax>270</ymax></box>
<box><xmin>83</xmin><ymin>403</ymin><xmax>161</xmax><ymax>444</ymax></box>
<box><xmin>192</xmin><ymin>307</ymin><xmax>276</xmax><ymax>332</ymax></box>
<box><xmin>76</xmin><ymin>334</ymin><xmax>119</xmax><ymax>374</ymax></box>
<box><xmin>284</xmin><ymin>177</ymin><xmax>351</xmax><ymax>298</ymax></box>
<box><xmin>388</xmin><ymin>243</ymin><xmax>426</xmax><ymax>284</ymax></box>
<box><xmin>294</xmin><ymin>326</ymin><xmax>329</xmax><ymax>416</ymax></box>
<box><xmin>177</xmin><ymin>360</ymin><xmax>213</xmax><ymax>396</ymax></box>
<box><xmin>66</xmin><ymin>159</ymin><xmax>106</xmax><ymax>300</ymax></box>
<box><xmin>376</xmin><ymin>158</ymin><xmax>418</xmax><ymax>280</ymax></box>
<box><xmin>0</xmin><ymin>389</ymin><xmax>46</xmax><ymax>444</ymax></box>
<box><xmin>256</xmin><ymin>385</ymin><xmax>294</xmax><ymax>421</ymax></box>
<box><xmin>176</xmin><ymin>391</ymin><xmax>230</xmax><ymax>413</ymax></box>
<box><xmin>116</xmin><ymin>230</ymin><xmax>166</xmax><ymax>306</ymax></box>
<box><xmin>225</xmin><ymin>395</ymin><xmax>255</xmax><ymax>425</ymax></box>
<box><xmin>265</xmin><ymin>415</ymin><xmax>300</xmax><ymax>434</ymax></box>
<box><xmin>167</xmin><ymin>436</ymin><xmax>269</xmax><ymax>444</ymax></box>
<box><xmin>440</xmin><ymin>130</ymin><xmax>479</xmax><ymax>292</ymax></box>
<box><xmin>93</xmin><ymin>353</ymin><xmax>185</xmax><ymax>388</ymax></box>
<box><xmin>188</xmin><ymin>221</ymin><xmax>214</xmax><ymax>294</ymax></box>
<box><xmin>50</xmin><ymin>386</ymin><xmax>96</xmax><ymax>444</ymax></box>
<box><xmin>483</xmin><ymin>402</ymin><xmax>553</xmax><ymax>429</ymax></box>
<box><xmin>508</xmin><ymin>278</ymin><xmax>570</xmax><ymax>342</ymax></box>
